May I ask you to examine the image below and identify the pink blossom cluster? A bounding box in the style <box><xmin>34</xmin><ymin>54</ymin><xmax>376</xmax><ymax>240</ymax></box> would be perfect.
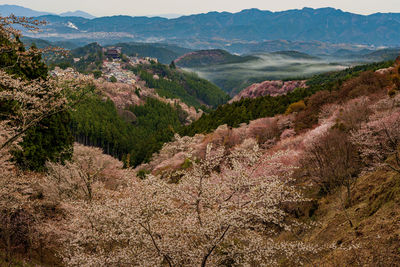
<box><xmin>230</xmin><ymin>80</ymin><xmax>307</xmax><ymax>103</ymax></box>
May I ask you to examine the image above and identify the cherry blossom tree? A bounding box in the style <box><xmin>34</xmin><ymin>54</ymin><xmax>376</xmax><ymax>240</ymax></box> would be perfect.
<box><xmin>60</xmin><ymin>139</ymin><xmax>319</xmax><ymax>266</ymax></box>
<box><xmin>0</xmin><ymin>15</ymin><xmax>91</xmax><ymax>154</ymax></box>
<box><xmin>0</xmin><ymin>16</ymin><xmax>91</xmax><ymax>263</ymax></box>
<box><xmin>301</xmin><ymin>129</ymin><xmax>361</xmax><ymax>210</ymax></box>
<box><xmin>352</xmin><ymin>110</ymin><xmax>400</xmax><ymax>174</ymax></box>
<box><xmin>45</xmin><ymin>144</ymin><xmax>124</xmax><ymax>201</ymax></box>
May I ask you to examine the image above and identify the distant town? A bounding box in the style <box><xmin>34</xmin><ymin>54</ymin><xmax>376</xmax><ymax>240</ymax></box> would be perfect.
<box><xmin>50</xmin><ymin>46</ymin><xmax>159</xmax><ymax>85</ymax></box>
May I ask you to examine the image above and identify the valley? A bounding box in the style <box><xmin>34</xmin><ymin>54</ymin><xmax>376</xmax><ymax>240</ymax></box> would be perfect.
<box><xmin>180</xmin><ymin>51</ymin><xmax>350</xmax><ymax>95</ymax></box>
<box><xmin>25</xmin><ymin>37</ymin><xmax>398</xmax><ymax>168</ymax></box>
<box><xmin>176</xmin><ymin>49</ymin><xmax>400</xmax><ymax>95</ymax></box>
<box><xmin>1</xmin><ymin>4</ymin><xmax>400</xmax><ymax>267</ymax></box>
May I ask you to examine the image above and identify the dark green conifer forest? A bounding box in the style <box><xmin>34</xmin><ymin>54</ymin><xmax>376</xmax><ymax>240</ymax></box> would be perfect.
<box><xmin>0</xmin><ymin>36</ymin><xmax>73</xmax><ymax>171</ymax></box>
<box><xmin>129</xmin><ymin>62</ymin><xmax>229</xmax><ymax>108</ymax></box>
<box><xmin>71</xmin><ymin>95</ymin><xmax>184</xmax><ymax>167</ymax></box>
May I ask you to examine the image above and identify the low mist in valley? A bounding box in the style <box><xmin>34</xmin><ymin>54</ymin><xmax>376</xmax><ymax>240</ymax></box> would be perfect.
<box><xmin>184</xmin><ymin>53</ymin><xmax>356</xmax><ymax>95</ymax></box>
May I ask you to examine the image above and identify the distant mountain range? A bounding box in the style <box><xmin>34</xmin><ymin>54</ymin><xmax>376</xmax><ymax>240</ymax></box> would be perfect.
<box><xmin>14</xmin><ymin>6</ymin><xmax>400</xmax><ymax>48</ymax></box>
<box><xmin>0</xmin><ymin>4</ymin><xmax>95</xmax><ymax>19</ymax></box>
<box><xmin>4</xmin><ymin>5</ymin><xmax>400</xmax><ymax>54</ymax></box>
<box><xmin>0</xmin><ymin>5</ymin><xmax>50</xmax><ymax>17</ymax></box>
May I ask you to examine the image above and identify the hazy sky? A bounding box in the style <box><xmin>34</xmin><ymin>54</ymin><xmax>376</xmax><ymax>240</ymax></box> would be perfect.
<box><xmin>1</xmin><ymin>0</ymin><xmax>399</xmax><ymax>17</ymax></box>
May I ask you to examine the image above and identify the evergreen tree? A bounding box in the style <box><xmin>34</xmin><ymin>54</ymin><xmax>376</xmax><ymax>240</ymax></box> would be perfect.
<box><xmin>71</xmin><ymin>95</ymin><xmax>184</xmax><ymax>167</ymax></box>
<box><xmin>12</xmin><ymin>112</ymin><xmax>73</xmax><ymax>171</ymax></box>
<box><xmin>0</xmin><ymin>28</ymin><xmax>74</xmax><ymax>171</ymax></box>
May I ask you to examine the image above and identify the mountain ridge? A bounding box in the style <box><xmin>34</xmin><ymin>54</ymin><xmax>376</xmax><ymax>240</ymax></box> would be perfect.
<box><xmin>11</xmin><ymin>6</ymin><xmax>400</xmax><ymax>47</ymax></box>
<box><xmin>0</xmin><ymin>4</ymin><xmax>95</xmax><ymax>19</ymax></box>
<box><xmin>0</xmin><ymin>4</ymin><xmax>51</xmax><ymax>17</ymax></box>
<box><xmin>59</xmin><ymin>10</ymin><xmax>96</xmax><ymax>19</ymax></box>
<box><xmin>175</xmin><ymin>49</ymin><xmax>256</xmax><ymax>67</ymax></box>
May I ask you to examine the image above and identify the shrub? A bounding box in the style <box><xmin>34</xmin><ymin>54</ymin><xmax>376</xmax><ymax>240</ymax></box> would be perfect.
<box><xmin>181</xmin><ymin>158</ymin><xmax>192</xmax><ymax>169</ymax></box>
<box><xmin>247</xmin><ymin>118</ymin><xmax>280</xmax><ymax>145</ymax></box>
<box><xmin>339</xmin><ymin>71</ymin><xmax>390</xmax><ymax>99</ymax></box>
<box><xmin>388</xmin><ymin>88</ymin><xmax>397</xmax><ymax>97</ymax></box>
<box><xmin>137</xmin><ymin>169</ymin><xmax>150</xmax><ymax>179</ymax></box>
<box><xmin>109</xmin><ymin>76</ymin><xmax>117</xmax><ymax>83</ymax></box>
<box><xmin>285</xmin><ymin>100</ymin><xmax>306</xmax><ymax>115</ymax></box>
<box><xmin>92</xmin><ymin>70</ymin><xmax>102</xmax><ymax>79</ymax></box>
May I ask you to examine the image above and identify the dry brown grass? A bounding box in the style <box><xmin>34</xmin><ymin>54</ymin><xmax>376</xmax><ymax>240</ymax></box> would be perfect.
<box><xmin>302</xmin><ymin>169</ymin><xmax>400</xmax><ymax>266</ymax></box>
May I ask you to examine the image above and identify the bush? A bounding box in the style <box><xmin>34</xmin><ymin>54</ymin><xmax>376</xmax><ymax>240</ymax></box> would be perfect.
<box><xmin>137</xmin><ymin>169</ymin><xmax>150</xmax><ymax>179</ymax></box>
<box><xmin>388</xmin><ymin>88</ymin><xmax>398</xmax><ymax>97</ymax></box>
<box><xmin>181</xmin><ymin>158</ymin><xmax>192</xmax><ymax>169</ymax></box>
<box><xmin>93</xmin><ymin>70</ymin><xmax>102</xmax><ymax>79</ymax></box>
<box><xmin>110</xmin><ymin>76</ymin><xmax>117</xmax><ymax>83</ymax></box>
<box><xmin>285</xmin><ymin>100</ymin><xmax>306</xmax><ymax>115</ymax></box>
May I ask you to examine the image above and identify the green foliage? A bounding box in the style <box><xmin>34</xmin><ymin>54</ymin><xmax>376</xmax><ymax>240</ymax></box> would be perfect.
<box><xmin>93</xmin><ymin>70</ymin><xmax>102</xmax><ymax>79</ymax></box>
<box><xmin>127</xmin><ymin>98</ymin><xmax>183</xmax><ymax>166</ymax></box>
<box><xmin>134</xmin><ymin>88</ymin><xmax>141</xmax><ymax>97</ymax></box>
<box><xmin>71</xmin><ymin>96</ymin><xmax>132</xmax><ymax>157</ymax></box>
<box><xmin>12</xmin><ymin>112</ymin><xmax>73</xmax><ymax>171</ymax></box>
<box><xmin>305</xmin><ymin>61</ymin><xmax>393</xmax><ymax>89</ymax></box>
<box><xmin>0</xmin><ymin>35</ymin><xmax>74</xmax><ymax>171</ymax></box>
<box><xmin>71</xmin><ymin>94</ymin><xmax>184</xmax><ymax>167</ymax></box>
<box><xmin>47</xmin><ymin>42</ymin><xmax>104</xmax><ymax>73</ymax></box>
<box><xmin>114</xmin><ymin>42</ymin><xmax>191</xmax><ymax>64</ymax></box>
<box><xmin>175</xmin><ymin>49</ymin><xmax>256</xmax><ymax>68</ymax></box>
<box><xmin>130</xmin><ymin>62</ymin><xmax>229</xmax><ymax>108</ymax></box>
<box><xmin>110</xmin><ymin>76</ymin><xmax>117</xmax><ymax>83</ymax></box>
<box><xmin>0</xmin><ymin>37</ymin><xmax>47</xmax><ymax>80</ymax></box>
<box><xmin>181</xmin><ymin>61</ymin><xmax>394</xmax><ymax>136</ymax></box>
<box><xmin>285</xmin><ymin>100</ymin><xmax>306</xmax><ymax>115</ymax></box>
<box><xmin>137</xmin><ymin>169</ymin><xmax>151</xmax><ymax>179</ymax></box>
<box><xmin>180</xmin><ymin>88</ymin><xmax>307</xmax><ymax>136</ymax></box>
<box><xmin>181</xmin><ymin>158</ymin><xmax>193</xmax><ymax>170</ymax></box>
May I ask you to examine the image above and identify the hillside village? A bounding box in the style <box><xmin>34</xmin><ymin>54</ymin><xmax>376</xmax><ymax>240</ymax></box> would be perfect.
<box><xmin>1</xmin><ymin>10</ymin><xmax>400</xmax><ymax>267</ymax></box>
<box><xmin>51</xmin><ymin>46</ymin><xmax>158</xmax><ymax>83</ymax></box>
<box><xmin>50</xmin><ymin>49</ymin><xmax>203</xmax><ymax>127</ymax></box>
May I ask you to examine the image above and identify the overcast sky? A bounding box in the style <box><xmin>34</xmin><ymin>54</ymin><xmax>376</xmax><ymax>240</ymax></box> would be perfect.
<box><xmin>1</xmin><ymin>0</ymin><xmax>399</xmax><ymax>17</ymax></box>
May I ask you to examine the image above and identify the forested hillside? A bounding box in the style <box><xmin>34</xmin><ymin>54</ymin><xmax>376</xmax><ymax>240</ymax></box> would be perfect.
<box><xmin>0</xmin><ymin>25</ymin><xmax>79</xmax><ymax>172</ymax></box>
<box><xmin>45</xmin><ymin>42</ymin><xmax>229</xmax><ymax>108</ymax></box>
<box><xmin>1</xmin><ymin>15</ymin><xmax>400</xmax><ymax>267</ymax></box>
<box><xmin>46</xmin><ymin>42</ymin><xmax>104</xmax><ymax>72</ymax></box>
<box><xmin>130</xmin><ymin>62</ymin><xmax>229</xmax><ymax>108</ymax></box>
<box><xmin>67</xmin><ymin>59</ymin><xmax>228</xmax><ymax>167</ymax></box>
<box><xmin>181</xmin><ymin>61</ymin><xmax>394</xmax><ymax>136</ymax></box>
<box><xmin>44</xmin><ymin>41</ymin><xmax>192</xmax><ymax>70</ymax></box>
<box><xmin>71</xmin><ymin>94</ymin><xmax>185</xmax><ymax>167</ymax></box>
<box><xmin>21</xmin><ymin>36</ymin><xmax>80</xmax><ymax>50</ymax></box>
<box><xmin>40</xmin><ymin>41</ymin><xmax>229</xmax><ymax>167</ymax></box>
<box><xmin>115</xmin><ymin>42</ymin><xmax>192</xmax><ymax>64</ymax></box>
<box><xmin>175</xmin><ymin>49</ymin><xmax>256</xmax><ymax>68</ymax></box>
